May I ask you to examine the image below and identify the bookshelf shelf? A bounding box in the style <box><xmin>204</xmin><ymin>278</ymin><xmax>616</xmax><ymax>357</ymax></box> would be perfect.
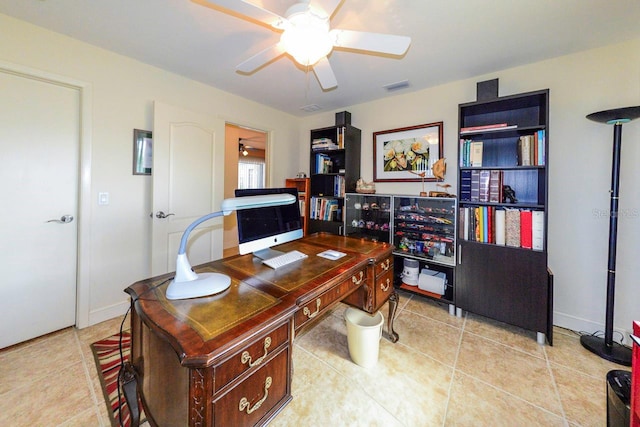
<box><xmin>456</xmin><ymin>84</ymin><xmax>553</xmax><ymax>345</ymax></box>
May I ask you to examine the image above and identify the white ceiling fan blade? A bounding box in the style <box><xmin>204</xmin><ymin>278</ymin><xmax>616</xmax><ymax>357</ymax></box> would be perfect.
<box><xmin>330</xmin><ymin>29</ymin><xmax>411</xmax><ymax>55</ymax></box>
<box><xmin>313</xmin><ymin>57</ymin><xmax>337</xmax><ymax>90</ymax></box>
<box><xmin>193</xmin><ymin>0</ymin><xmax>287</xmax><ymax>29</ymax></box>
<box><xmin>236</xmin><ymin>43</ymin><xmax>286</xmax><ymax>73</ymax></box>
<box><xmin>311</xmin><ymin>0</ymin><xmax>343</xmax><ymax>18</ymax></box>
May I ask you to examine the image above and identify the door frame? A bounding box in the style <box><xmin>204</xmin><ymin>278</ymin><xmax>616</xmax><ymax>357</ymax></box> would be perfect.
<box><xmin>0</xmin><ymin>60</ymin><xmax>93</xmax><ymax>329</ymax></box>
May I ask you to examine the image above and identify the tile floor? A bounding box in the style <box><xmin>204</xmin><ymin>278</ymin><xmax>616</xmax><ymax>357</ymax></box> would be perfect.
<box><xmin>0</xmin><ymin>291</ymin><xmax>630</xmax><ymax>426</ymax></box>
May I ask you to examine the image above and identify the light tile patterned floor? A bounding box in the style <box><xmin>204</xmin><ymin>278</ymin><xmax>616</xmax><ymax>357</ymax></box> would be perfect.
<box><xmin>0</xmin><ymin>291</ymin><xmax>629</xmax><ymax>426</ymax></box>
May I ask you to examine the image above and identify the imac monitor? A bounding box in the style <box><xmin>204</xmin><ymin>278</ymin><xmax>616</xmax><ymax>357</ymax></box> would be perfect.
<box><xmin>235</xmin><ymin>187</ymin><xmax>303</xmax><ymax>259</ymax></box>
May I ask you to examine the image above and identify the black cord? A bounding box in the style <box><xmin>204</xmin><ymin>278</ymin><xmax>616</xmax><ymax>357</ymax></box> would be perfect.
<box><xmin>116</xmin><ymin>277</ymin><xmax>172</xmax><ymax>427</ymax></box>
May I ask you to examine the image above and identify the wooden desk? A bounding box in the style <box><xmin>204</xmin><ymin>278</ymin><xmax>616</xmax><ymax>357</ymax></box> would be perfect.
<box><xmin>125</xmin><ymin>234</ymin><xmax>396</xmax><ymax>427</ymax></box>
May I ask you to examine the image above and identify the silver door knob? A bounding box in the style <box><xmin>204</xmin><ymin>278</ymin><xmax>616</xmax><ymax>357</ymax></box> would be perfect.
<box><xmin>155</xmin><ymin>211</ymin><xmax>175</xmax><ymax>219</ymax></box>
<box><xmin>47</xmin><ymin>215</ymin><xmax>74</xmax><ymax>224</ymax></box>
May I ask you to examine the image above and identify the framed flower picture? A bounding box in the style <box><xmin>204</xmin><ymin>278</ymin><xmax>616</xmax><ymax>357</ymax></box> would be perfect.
<box><xmin>373</xmin><ymin>122</ymin><xmax>443</xmax><ymax>182</ymax></box>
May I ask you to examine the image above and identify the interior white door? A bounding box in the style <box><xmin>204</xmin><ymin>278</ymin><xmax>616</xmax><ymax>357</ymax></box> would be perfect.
<box><xmin>0</xmin><ymin>70</ymin><xmax>79</xmax><ymax>348</ymax></box>
<box><xmin>151</xmin><ymin>102</ymin><xmax>225</xmax><ymax>276</ymax></box>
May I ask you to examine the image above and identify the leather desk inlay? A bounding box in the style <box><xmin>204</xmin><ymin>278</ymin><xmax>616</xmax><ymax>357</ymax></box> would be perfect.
<box><xmin>156</xmin><ymin>274</ymin><xmax>279</xmax><ymax>341</ymax></box>
<box><xmin>223</xmin><ymin>241</ymin><xmax>355</xmax><ymax>293</ymax></box>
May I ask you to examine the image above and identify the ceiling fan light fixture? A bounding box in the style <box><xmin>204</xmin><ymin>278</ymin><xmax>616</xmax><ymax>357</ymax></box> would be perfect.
<box><xmin>280</xmin><ymin>8</ymin><xmax>332</xmax><ymax>66</ymax></box>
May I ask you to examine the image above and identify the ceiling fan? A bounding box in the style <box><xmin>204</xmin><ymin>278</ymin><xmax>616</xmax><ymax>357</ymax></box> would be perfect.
<box><xmin>194</xmin><ymin>0</ymin><xmax>411</xmax><ymax>90</ymax></box>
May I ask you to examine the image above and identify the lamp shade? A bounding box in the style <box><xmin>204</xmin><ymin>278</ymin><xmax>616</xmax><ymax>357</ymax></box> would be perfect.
<box><xmin>586</xmin><ymin>106</ymin><xmax>640</xmax><ymax>124</ymax></box>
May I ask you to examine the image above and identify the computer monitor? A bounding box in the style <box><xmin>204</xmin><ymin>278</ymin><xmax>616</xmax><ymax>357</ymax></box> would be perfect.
<box><xmin>235</xmin><ymin>187</ymin><xmax>303</xmax><ymax>259</ymax></box>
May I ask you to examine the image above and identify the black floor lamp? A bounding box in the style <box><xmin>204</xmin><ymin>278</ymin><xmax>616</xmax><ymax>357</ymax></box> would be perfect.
<box><xmin>581</xmin><ymin>105</ymin><xmax>640</xmax><ymax>366</ymax></box>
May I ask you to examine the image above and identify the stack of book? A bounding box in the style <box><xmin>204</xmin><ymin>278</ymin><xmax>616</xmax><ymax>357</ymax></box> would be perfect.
<box><xmin>517</xmin><ymin>130</ymin><xmax>546</xmax><ymax>166</ymax></box>
<box><xmin>459</xmin><ymin>207</ymin><xmax>544</xmax><ymax>250</ymax></box>
<box><xmin>312</xmin><ymin>137</ymin><xmax>339</xmax><ymax>151</ymax></box>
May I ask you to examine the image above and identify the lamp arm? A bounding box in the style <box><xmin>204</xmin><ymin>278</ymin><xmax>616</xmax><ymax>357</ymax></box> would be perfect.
<box><xmin>177</xmin><ymin>211</ymin><xmax>227</xmax><ymax>255</ymax></box>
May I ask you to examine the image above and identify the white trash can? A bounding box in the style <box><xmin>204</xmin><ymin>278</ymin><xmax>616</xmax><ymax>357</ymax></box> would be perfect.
<box><xmin>344</xmin><ymin>307</ymin><xmax>384</xmax><ymax>368</ymax></box>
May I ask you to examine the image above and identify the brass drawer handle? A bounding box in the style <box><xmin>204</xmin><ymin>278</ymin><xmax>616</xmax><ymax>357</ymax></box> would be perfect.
<box><xmin>380</xmin><ymin>259</ymin><xmax>390</xmax><ymax>271</ymax></box>
<box><xmin>351</xmin><ymin>271</ymin><xmax>364</xmax><ymax>285</ymax></box>
<box><xmin>380</xmin><ymin>278</ymin><xmax>391</xmax><ymax>292</ymax></box>
<box><xmin>303</xmin><ymin>298</ymin><xmax>321</xmax><ymax>319</ymax></box>
<box><xmin>241</xmin><ymin>336</ymin><xmax>271</xmax><ymax>368</ymax></box>
<box><xmin>238</xmin><ymin>376</ymin><xmax>272</xmax><ymax>415</ymax></box>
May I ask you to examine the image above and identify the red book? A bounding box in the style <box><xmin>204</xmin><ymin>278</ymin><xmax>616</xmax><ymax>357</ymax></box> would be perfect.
<box><xmin>520</xmin><ymin>210</ymin><xmax>533</xmax><ymax>249</ymax></box>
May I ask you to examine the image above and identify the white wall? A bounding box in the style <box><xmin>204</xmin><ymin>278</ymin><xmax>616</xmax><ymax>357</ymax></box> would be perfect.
<box><xmin>0</xmin><ymin>14</ymin><xmax>301</xmax><ymax>326</ymax></box>
<box><xmin>300</xmin><ymin>38</ymin><xmax>640</xmax><ymax>343</ymax></box>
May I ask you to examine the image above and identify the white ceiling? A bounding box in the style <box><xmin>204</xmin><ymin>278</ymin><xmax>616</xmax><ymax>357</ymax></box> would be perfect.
<box><xmin>2</xmin><ymin>0</ymin><xmax>640</xmax><ymax>117</ymax></box>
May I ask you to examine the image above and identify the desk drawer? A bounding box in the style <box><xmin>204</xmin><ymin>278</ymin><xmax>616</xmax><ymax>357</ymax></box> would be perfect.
<box><xmin>294</xmin><ymin>269</ymin><xmax>365</xmax><ymax>331</ymax></box>
<box><xmin>215</xmin><ymin>322</ymin><xmax>290</xmax><ymax>392</ymax></box>
<box><xmin>375</xmin><ymin>256</ymin><xmax>393</xmax><ymax>277</ymax></box>
<box><xmin>375</xmin><ymin>269</ymin><xmax>394</xmax><ymax>308</ymax></box>
<box><xmin>213</xmin><ymin>347</ymin><xmax>290</xmax><ymax>427</ymax></box>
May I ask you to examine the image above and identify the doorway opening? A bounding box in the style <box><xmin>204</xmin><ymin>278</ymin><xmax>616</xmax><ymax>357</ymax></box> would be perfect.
<box><xmin>223</xmin><ymin>123</ymin><xmax>268</xmax><ymax>256</ymax></box>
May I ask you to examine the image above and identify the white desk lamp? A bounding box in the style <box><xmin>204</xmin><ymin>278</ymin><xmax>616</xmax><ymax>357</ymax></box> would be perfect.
<box><xmin>166</xmin><ymin>193</ymin><xmax>296</xmax><ymax>300</ymax></box>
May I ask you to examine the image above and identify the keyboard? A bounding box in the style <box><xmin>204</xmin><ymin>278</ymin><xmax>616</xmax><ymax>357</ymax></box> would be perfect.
<box><xmin>262</xmin><ymin>250</ymin><xmax>308</xmax><ymax>269</ymax></box>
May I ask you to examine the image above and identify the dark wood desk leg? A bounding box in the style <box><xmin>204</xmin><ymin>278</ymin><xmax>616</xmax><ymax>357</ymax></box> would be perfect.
<box><xmin>383</xmin><ymin>291</ymin><xmax>399</xmax><ymax>343</ymax></box>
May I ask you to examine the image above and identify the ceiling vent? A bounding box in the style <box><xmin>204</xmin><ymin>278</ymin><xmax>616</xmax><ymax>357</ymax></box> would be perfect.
<box><xmin>383</xmin><ymin>79</ymin><xmax>410</xmax><ymax>92</ymax></box>
<box><xmin>300</xmin><ymin>104</ymin><xmax>323</xmax><ymax>112</ymax></box>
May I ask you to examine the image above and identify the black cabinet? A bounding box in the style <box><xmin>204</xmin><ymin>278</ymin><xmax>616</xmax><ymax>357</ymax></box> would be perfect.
<box><xmin>456</xmin><ymin>86</ymin><xmax>553</xmax><ymax>344</ymax></box>
<box><xmin>309</xmin><ymin>124</ymin><xmax>361</xmax><ymax>235</ymax></box>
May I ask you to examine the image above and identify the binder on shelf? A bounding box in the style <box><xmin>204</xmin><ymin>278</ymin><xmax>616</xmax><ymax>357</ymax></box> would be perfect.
<box><xmin>504</xmin><ymin>208</ymin><xmax>521</xmax><ymax>247</ymax></box>
<box><xmin>520</xmin><ymin>210</ymin><xmax>533</xmax><ymax>249</ymax></box>
<box><xmin>532</xmin><ymin>210</ymin><xmax>545</xmax><ymax>250</ymax></box>
<box><xmin>495</xmin><ymin>209</ymin><xmax>506</xmax><ymax>245</ymax></box>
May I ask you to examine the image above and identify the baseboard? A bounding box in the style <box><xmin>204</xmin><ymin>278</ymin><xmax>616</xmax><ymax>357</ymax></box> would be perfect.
<box><xmin>85</xmin><ymin>300</ymin><xmax>130</xmax><ymax>328</ymax></box>
<box><xmin>554</xmin><ymin>310</ymin><xmax>632</xmax><ymax>346</ymax></box>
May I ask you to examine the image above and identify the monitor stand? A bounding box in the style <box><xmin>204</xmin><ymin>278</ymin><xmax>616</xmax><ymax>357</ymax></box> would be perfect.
<box><xmin>253</xmin><ymin>248</ymin><xmax>285</xmax><ymax>261</ymax></box>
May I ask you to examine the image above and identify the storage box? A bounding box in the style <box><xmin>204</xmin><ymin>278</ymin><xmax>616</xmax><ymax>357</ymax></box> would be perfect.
<box><xmin>418</xmin><ymin>268</ymin><xmax>446</xmax><ymax>294</ymax></box>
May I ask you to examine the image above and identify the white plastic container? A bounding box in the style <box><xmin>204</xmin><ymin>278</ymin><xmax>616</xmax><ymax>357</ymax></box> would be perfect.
<box><xmin>401</xmin><ymin>258</ymin><xmax>420</xmax><ymax>286</ymax></box>
<box><xmin>344</xmin><ymin>308</ymin><xmax>384</xmax><ymax>368</ymax></box>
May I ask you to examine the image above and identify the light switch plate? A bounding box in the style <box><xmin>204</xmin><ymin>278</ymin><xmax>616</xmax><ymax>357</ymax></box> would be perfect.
<box><xmin>98</xmin><ymin>192</ymin><xmax>109</xmax><ymax>205</ymax></box>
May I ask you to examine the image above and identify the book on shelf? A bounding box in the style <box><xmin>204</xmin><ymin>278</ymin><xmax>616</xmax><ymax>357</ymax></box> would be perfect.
<box><xmin>460</xmin><ymin>123</ymin><xmax>517</xmax><ymax>134</ymax></box>
<box><xmin>489</xmin><ymin>170</ymin><xmax>503</xmax><ymax>203</ymax></box>
<box><xmin>478</xmin><ymin>170</ymin><xmax>491</xmax><ymax>202</ymax></box>
<box><xmin>336</xmin><ymin>126</ymin><xmax>345</xmax><ymax>149</ymax></box>
<box><xmin>470</xmin><ymin>141</ymin><xmax>483</xmax><ymax>167</ymax></box>
<box><xmin>470</xmin><ymin>170</ymin><xmax>480</xmax><ymax>202</ymax></box>
<box><xmin>460</xmin><ymin>169</ymin><xmax>472</xmax><ymax>201</ymax></box>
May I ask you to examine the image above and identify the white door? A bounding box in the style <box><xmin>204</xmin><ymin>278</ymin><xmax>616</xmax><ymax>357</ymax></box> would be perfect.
<box><xmin>151</xmin><ymin>102</ymin><xmax>225</xmax><ymax>276</ymax></box>
<box><xmin>0</xmin><ymin>70</ymin><xmax>79</xmax><ymax>348</ymax></box>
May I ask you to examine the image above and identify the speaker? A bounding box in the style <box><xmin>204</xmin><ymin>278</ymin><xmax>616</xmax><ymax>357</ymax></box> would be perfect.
<box><xmin>335</xmin><ymin>111</ymin><xmax>351</xmax><ymax>126</ymax></box>
<box><xmin>477</xmin><ymin>78</ymin><xmax>499</xmax><ymax>101</ymax></box>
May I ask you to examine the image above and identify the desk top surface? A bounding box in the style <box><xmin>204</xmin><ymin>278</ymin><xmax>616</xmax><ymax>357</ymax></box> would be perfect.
<box><xmin>125</xmin><ymin>233</ymin><xmax>392</xmax><ymax>366</ymax></box>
